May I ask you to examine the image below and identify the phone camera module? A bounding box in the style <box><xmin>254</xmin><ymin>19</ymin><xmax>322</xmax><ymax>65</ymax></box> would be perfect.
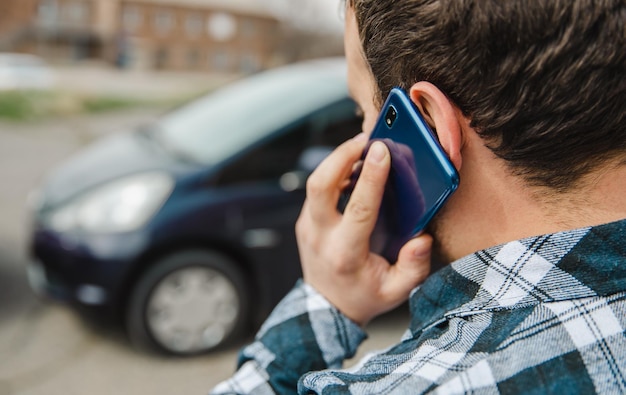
<box><xmin>385</xmin><ymin>106</ymin><xmax>397</xmax><ymax>128</ymax></box>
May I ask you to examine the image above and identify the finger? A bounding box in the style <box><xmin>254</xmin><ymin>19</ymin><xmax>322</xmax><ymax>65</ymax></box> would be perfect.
<box><xmin>387</xmin><ymin>234</ymin><xmax>433</xmax><ymax>297</ymax></box>
<box><xmin>306</xmin><ymin>134</ymin><xmax>368</xmax><ymax>224</ymax></box>
<box><xmin>341</xmin><ymin>141</ymin><xmax>391</xmax><ymax>246</ymax></box>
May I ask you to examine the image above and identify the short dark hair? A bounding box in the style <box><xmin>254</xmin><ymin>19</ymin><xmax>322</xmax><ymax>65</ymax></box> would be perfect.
<box><xmin>347</xmin><ymin>0</ymin><xmax>626</xmax><ymax>190</ymax></box>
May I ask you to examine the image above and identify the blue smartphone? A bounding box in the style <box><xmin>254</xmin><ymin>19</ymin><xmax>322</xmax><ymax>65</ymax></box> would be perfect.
<box><xmin>340</xmin><ymin>87</ymin><xmax>459</xmax><ymax>262</ymax></box>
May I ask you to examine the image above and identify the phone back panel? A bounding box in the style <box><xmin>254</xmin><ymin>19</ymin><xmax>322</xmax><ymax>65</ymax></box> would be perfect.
<box><xmin>369</xmin><ymin>88</ymin><xmax>459</xmax><ymax>260</ymax></box>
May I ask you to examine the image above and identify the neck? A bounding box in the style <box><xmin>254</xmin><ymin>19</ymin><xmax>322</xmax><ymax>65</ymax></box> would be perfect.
<box><xmin>436</xmin><ymin>141</ymin><xmax>626</xmax><ymax>262</ymax></box>
<box><xmin>537</xmin><ymin>161</ymin><xmax>626</xmax><ymax>229</ymax></box>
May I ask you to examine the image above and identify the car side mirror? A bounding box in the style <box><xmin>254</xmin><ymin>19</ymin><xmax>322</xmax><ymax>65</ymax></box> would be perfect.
<box><xmin>279</xmin><ymin>146</ymin><xmax>334</xmax><ymax>192</ymax></box>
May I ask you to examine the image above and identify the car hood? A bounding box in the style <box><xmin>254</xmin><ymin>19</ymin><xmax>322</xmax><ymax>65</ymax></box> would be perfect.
<box><xmin>39</xmin><ymin>130</ymin><xmax>199</xmax><ymax>209</ymax></box>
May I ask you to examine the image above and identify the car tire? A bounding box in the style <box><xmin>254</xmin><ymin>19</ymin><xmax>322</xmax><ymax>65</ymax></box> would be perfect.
<box><xmin>126</xmin><ymin>250</ymin><xmax>250</xmax><ymax>355</ymax></box>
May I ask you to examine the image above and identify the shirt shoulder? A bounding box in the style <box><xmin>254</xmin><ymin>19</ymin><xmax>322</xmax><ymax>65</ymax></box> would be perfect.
<box><xmin>302</xmin><ymin>295</ymin><xmax>626</xmax><ymax>394</ymax></box>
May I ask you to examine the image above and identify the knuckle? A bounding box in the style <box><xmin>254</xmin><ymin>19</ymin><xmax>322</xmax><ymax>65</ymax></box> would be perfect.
<box><xmin>346</xmin><ymin>198</ymin><xmax>376</xmax><ymax>224</ymax></box>
<box><xmin>295</xmin><ymin>215</ymin><xmax>309</xmax><ymax>239</ymax></box>
<box><xmin>328</xmin><ymin>250</ymin><xmax>353</xmax><ymax>274</ymax></box>
<box><xmin>305</xmin><ymin>175</ymin><xmax>325</xmax><ymax>198</ymax></box>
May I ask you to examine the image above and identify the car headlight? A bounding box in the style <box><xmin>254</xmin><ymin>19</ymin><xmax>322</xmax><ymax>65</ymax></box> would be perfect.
<box><xmin>45</xmin><ymin>172</ymin><xmax>174</xmax><ymax>233</ymax></box>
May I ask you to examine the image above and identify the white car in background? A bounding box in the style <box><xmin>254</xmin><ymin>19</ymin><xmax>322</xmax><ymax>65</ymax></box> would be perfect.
<box><xmin>0</xmin><ymin>53</ymin><xmax>55</xmax><ymax>91</ymax></box>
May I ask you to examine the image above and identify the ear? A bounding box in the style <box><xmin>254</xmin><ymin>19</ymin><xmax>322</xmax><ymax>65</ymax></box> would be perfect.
<box><xmin>409</xmin><ymin>82</ymin><xmax>464</xmax><ymax>171</ymax></box>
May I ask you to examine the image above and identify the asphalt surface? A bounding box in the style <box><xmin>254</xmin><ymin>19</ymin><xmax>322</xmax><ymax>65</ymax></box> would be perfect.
<box><xmin>0</xmin><ymin>109</ymin><xmax>242</xmax><ymax>394</ymax></box>
<box><xmin>0</xmin><ymin>110</ymin><xmax>206</xmax><ymax>393</ymax></box>
<box><xmin>0</xmin><ymin>108</ymin><xmax>410</xmax><ymax>394</ymax></box>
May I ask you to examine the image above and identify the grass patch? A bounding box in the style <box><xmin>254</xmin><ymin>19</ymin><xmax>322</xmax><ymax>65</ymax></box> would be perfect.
<box><xmin>0</xmin><ymin>91</ymin><xmax>51</xmax><ymax>120</ymax></box>
<box><xmin>0</xmin><ymin>90</ymin><xmax>195</xmax><ymax>121</ymax></box>
<box><xmin>82</xmin><ymin>96</ymin><xmax>145</xmax><ymax>113</ymax></box>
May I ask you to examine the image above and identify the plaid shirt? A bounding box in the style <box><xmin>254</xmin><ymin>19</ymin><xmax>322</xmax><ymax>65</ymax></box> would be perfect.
<box><xmin>212</xmin><ymin>219</ymin><xmax>626</xmax><ymax>394</ymax></box>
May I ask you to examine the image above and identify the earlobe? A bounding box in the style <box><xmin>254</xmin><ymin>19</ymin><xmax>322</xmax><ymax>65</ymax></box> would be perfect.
<box><xmin>409</xmin><ymin>82</ymin><xmax>464</xmax><ymax>171</ymax></box>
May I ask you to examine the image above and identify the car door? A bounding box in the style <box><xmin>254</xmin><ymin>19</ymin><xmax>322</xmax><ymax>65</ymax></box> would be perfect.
<box><xmin>213</xmin><ymin>98</ymin><xmax>362</xmax><ymax>313</ymax></box>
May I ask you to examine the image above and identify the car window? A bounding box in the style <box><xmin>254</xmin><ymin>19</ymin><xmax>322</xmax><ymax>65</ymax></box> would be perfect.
<box><xmin>310</xmin><ymin>98</ymin><xmax>361</xmax><ymax>147</ymax></box>
<box><xmin>215</xmin><ymin>121</ymin><xmax>309</xmax><ymax>186</ymax></box>
<box><xmin>155</xmin><ymin>61</ymin><xmax>348</xmax><ymax>165</ymax></box>
<box><xmin>216</xmin><ymin>98</ymin><xmax>362</xmax><ymax>186</ymax></box>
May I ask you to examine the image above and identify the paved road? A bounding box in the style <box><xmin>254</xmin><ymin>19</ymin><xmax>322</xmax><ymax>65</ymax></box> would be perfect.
<box><xmin>0</xmin><ymin>110</ymin><xmax>409</xmax><ymax>394</ymax></box>
<box><xmin>0</xmin><ymin>110</ymin><xmax>240</xmax><ymax>394</ymax></box>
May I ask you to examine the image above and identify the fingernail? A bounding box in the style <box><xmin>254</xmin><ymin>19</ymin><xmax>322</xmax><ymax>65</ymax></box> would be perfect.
<box><xmin>413</xmin><ymin>236</ymin><xmax>432</xmax><ymax>257</ymax></box>
<box><xmin>368</xmin><ymin>141</ymin><xmax>386</xmax><ymax>163</ymax></box>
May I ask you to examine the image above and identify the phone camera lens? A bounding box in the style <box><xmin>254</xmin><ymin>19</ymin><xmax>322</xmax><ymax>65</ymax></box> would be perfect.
<box><xmin>385</xmin><ymin>106</ymin><xmax>397</xmax><ymax>128</ymax></box>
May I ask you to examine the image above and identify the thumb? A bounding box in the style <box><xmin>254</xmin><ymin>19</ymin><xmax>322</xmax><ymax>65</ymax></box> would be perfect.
<box><xmin>390</xmin><ymin>234</ymin><xmax>433</xmax><ymax>294</ymax></box>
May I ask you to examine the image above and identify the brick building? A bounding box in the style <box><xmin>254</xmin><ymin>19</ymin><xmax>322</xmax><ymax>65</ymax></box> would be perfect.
<box><xmin>0</xmin><ymin>0</ymin><xmax>281</xmax><ymax>73</ymax></box>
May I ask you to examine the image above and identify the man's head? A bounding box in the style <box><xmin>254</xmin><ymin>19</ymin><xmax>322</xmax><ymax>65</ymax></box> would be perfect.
<box><xmin>344</xmin><ymin>0</ymin><xmax>626</xmax><ymax>261</ymax></box>
<box><xmin>347</xmin><ymin>0</ymin><xmax>625</xmax><ymax>189</ymax></box>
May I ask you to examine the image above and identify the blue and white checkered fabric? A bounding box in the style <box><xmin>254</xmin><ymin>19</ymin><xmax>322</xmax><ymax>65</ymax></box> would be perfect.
<box><xmin>212</xmin><ymin>219</ymin><xmax>626</xmax><ymax>394</ymax></box>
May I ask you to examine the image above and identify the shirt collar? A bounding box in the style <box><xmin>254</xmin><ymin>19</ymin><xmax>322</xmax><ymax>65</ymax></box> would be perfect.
<box><xmin>408</xmin><ymin>218</ymin><xmax>626</xmax><ymax>334</ymax></box>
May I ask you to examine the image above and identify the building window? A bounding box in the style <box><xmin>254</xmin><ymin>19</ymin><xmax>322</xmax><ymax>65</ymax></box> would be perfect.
<box><xmin>155</xmin><ymin>48</ymin><xmax>169</xmax><ymax>69</ymax></box>
<box><xmin>122</xmin><ymin>5</ymin><xmax>143</xmax><ymax>32</ymax></box>
<box><xmin>187</xmin><ymin>49</ymin><xmax>201</xmax><ymax>68</ymax></box>
<box><xmin>154</xmin><ymin>10</ymin><xmax>174</xmax><ymax>36</ymax></box>
<box><xmin>64</xmin><ymin>1</ymin><xmax>89</xmax><ymax>24</ymax></box>
<box><xmin>38</xmin><ymin>0</ymin><xmax>59</xmax><ymax>24</ymax></box>
<box><xmin>185</xmin><ymin>13</ymin><xmax>203</xmax><ymax>37</ymax></box>
<box><xmin>240</xmin><ymin>52</ymin><xmax>260</xmax><ymax>73</ymax></box>
<box><xmin>210</xmin><ymin>49</ymin><xmax>230</xmax><ymax>72</ymax></box>
<box><xmin>241</xmin><ymin>19</ymin><xmax>256</xmax><ymax>38</ymax></box>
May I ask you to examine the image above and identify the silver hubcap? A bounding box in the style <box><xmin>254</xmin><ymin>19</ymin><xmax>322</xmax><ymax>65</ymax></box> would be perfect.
<box><xmin>146</xmin><ymin>266</ymin><xmax>240</xmax><ymax>353</ymax></box>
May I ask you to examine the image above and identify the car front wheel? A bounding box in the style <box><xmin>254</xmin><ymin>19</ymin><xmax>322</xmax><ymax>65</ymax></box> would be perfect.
<box><xmin>126</xmin><ymin>250</ymin><xmax>249</xmax><ymax>355</ymax></box>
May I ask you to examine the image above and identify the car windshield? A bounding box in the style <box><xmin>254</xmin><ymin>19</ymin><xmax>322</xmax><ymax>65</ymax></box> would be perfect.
<box><xmin>154</xmin><ymin>60</ymin><xmax>348</xmax><ymax>165</ymax></box>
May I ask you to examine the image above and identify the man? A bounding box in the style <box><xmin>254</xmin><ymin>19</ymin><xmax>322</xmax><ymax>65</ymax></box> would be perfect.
<box><xmin>213</xmin><ymin>0</ymin><xmax>626</xmax><ymax>393</ymax></box>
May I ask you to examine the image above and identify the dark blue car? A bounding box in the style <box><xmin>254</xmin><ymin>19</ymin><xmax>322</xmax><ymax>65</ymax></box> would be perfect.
<box><xmin>27</xmin><ymin>58</ymin><xmax>361</xmax><ymax>355</ymax></box>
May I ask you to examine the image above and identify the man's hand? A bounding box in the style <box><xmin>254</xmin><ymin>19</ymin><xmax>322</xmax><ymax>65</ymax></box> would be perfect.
<box><xmin>295</xmin><ymin>135</ymin><xmax>433</xmax><ymax>326</ymax></box>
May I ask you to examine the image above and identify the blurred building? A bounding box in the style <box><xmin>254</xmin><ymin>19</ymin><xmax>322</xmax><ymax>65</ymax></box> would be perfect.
<box><xmin>0</xmin><ymin>0</ymin><xmax>280</xmax><ymax>73</ymax></box>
